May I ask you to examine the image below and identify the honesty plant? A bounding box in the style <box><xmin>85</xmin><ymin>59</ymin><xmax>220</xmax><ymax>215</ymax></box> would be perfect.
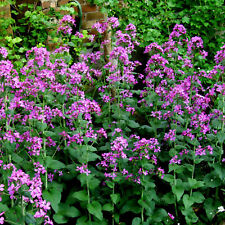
<box><xmin>0</xmin><ymin>15</ymin><xmax>224</xmax><ymax>225</ymax></box>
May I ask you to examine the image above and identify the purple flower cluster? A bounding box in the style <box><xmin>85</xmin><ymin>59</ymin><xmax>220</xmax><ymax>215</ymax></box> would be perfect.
<box><xmin>0</xmin><ymin>162</ymin><xmax>52</xmax><ymax>224</ymax></box>
<box><xmin>57</xmin><ymin>15</ymin><xmax>76</xmax><ymax>35</ymax></box>
<box><xmin>92</xmin><ymin>17</ymin><xmax>119</xmax><ymax>34</ymax></box>
<box><xmin>169</xmin><ymin>24</ymin><xmax>186</xmax><ymax>40</ymax></box>
<box><xmin>98</xmin><ymin>132</ymin><xmax>162</xmax><ymax>183</ymax></box>
<box><xmin>76</xmin><ymin>164</ymin><xmax>91</xmax><ymax>176</ymax></box>
<box><xmin>0</xmin><ymin>47</ymin><xmax>8</xmax><ymax>59</ymax></box>
<box><xmin>0</xmin><ymin>212</ymin><xmax>4</xmax><ymax>224</ymax></box>
<box><xmin>164</xmin><ymin>129</ymin><xmax>176</xmax><ymax>141</ymax></box>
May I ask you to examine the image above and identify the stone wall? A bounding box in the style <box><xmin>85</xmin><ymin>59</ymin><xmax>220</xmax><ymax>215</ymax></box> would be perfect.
<box><xmin>0</xmin><ymin>1</ymin><xmax>13</xmax><ymax>34</ymax></box>
<box><xmin>0</xmin><ymin>0</ymin><xmax>106</xmax><ymax>32</ymax></box>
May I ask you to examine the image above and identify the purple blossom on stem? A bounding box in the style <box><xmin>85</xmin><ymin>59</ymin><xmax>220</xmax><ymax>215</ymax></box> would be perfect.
<box><xmin>0</xmin><ymin>47</ymin><xmax>8</xmax><ymax>58</ymax></box>
<box><xmin>164</xmin><ymin>129</ymin><xmax>176</xmax><ymax>141</ymax></box>
<box><xmin>76</xmin><ymin>164</ymin><xmax>91</xmax><ymax>176</ymax></box>
<box><xmin>168</xmin><ymin>212</ymin><xmax>175</xmax><ymax>220</ymax></box>
<box><xmin>0</xmin><ymin>212</ymin><xmax>5</xmax><ymax>224</ymax></box>
<box><xmin>169</xmin><ymin>24</ymin><xmax>186</xmax><ymax>40</ymax></box>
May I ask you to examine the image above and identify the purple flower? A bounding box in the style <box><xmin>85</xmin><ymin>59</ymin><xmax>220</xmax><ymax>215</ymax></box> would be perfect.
<box><xmin>215</xmin><ymin>44</ymin><xmax>225</xmax><ymax>64</ymax></box>
<box><xmin>76</xmin><ymin>164</ymin><xmax>91</xmax><ymax>176</ymax></box>
<box><xmin>181</xmin><ymin>129</ymin><xmax>195</xmax><ymax>140</ymax></box>
<box><xmin>96</xmin><ymin>128</ymin><xmax>107</xmax><ymax>138</ymax></box>
<box><xmin>169</xmin><ymin>24</ymin><xmax>186</xmax><ymax>40</ymax></box>
<box><xmin>157</xmin><ymin>167</ymin><xmax>165</xmax><ymax>179</ymax></box>
<box><xmin>107</xmin><ymin>17</ymin><xmax>120</xmax><ymax>28</ymax></box>
<box><xmin>144</xmin><ymin>42</ymin><xmax>163</xmax><ymax>54</ymax></box>
<box><xmin>92</xmin><ymin>22</ymin><xmax>108</xmax><ymax>34</ymax></box>
<box><xmin>60</xmin><ymin>15</ymin><xmax>76</xmax><ymax>25</ymax></box>
<box><xmin>169</xmin><ymin>155</ymin><xmax>181</xmax><ymax>165</ymax></box>
<box><xmin>168</xmin><ymin>212</ymin><xmax>175</xmax><ymax>220</ymax></box>
<box><xmin>0</xmin><ymin>47</ymin><xmax>8</xmax><ymax>58</ymax></box>
<box><xmin>48</xmin><ymin>173</ymin><xmax>54</xmax><ymax>182</ymax></box>
<box><xmin>0</xmin><ymin>212</ymin><xmax>5</xmax><ymax>224</ymax></box>
<box><xmin>164</xmin><ymin>129</ymin><xmax>176</xmax><ymax>141</ymax></box>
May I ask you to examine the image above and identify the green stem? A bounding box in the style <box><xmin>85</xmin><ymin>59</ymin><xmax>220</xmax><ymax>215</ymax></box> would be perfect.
<box><xmin>185</xmin><ymin>74</ymin><xmax>194</xmax><ymax>129</ymax></box>
<box><xmin>112</xmin><ymin>182</ymin><xmax>115</xmax><ymax>225</ymax></box>
<box><xmin>190</xmin><ymin>146</ymin><xmax>196</xmax><ymax>196</ymax></box>
<box><xmin>189</xmin><ymin>74</ymin><xmax>194</xmax><ymax>106</ymax></box>
<box><xmin>219</xmin><ymin>94</ymin><xmax>225</xmax><ymax>163</ymax></box>
<box><xmin>87</xmin><ymin>176</ymin><xmax>91</xmax><ymax>222</ymax></box>
<box><xmin>108</xmin><ymin>100</ymin><xmax>111</xmax><ymax>118</ymax></box>
<box><xmin>9</xmin><ymin>154</ymin><xmax>14</xmax><ymax>207</ymax></box>
<box><xmin>4</xmin><ymin>90</ymin><xmax>9</xmax><ymax>131</ymax></box>
<box><xmin>5</xmin><ymin>220</ymin><xmax>20</xmax><ymax>225</ymax></box>
<box><xmin>43</xmin><ymin>139</ymin><xmax>48</xmax><ymax>190</ymax></box>
<box><xmin>216</xmin><ymin>94</ymin><xmax>224</xmax><ymax>199</ymax></box>
<box><xmin>174</xmin><ymin>170</ymin><xmax>178</xmax><ymax>218</ymax></box>
<box><xmin>62</xmin><ymin>104</ymin><xmax>67</xmax><ymax>147</ymax></box>
<box><xmin>21</xmin><ymin>196</ymin><xmax>25</xmax><ymax>224</ymax></box>
<box><xmin>86</xmin><ymin>147</ymin><xmax>91</xmax><ymax>222</ymax></box>
<box><xmin>141</xmin><ymin>187</ymin><xmax>144</xmax><ymax>223</ymax></box>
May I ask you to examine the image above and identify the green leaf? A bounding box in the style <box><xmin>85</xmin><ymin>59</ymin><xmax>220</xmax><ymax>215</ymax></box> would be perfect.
<box><xmin>36</xmin><ymin>121</ymin><xmax>47</xmax><ymax>132</ymax></box>
<box><xmin>25</xmin><ymin>11</ymin><xmax>32</xmax><ymax>17</ymax></box>
<box><xmin>172</xmin><ymin>180</ymin><xmax>185</xmax><ymax>201</ymax></box>
<box><xmin>3</xmin><ymin>141</ymin><xmax>16</xmax><ymax>153</ymax></box>
<box><xmin>183</xmin><ymin>192</ymin><xmax>205</xmax><ymax>210</ymax></box>
<box><xmin>110</xmin><ymin>193</ymin><xmax>120</xmax><ymax>204</ymax></box>
<box><xmin>58</xmin><ymin>204</ymin><xmax>80</xmax><ymax>218</ymax></box>
<box><xmin>211</xmin><ymin>118</ymin><xmax>222</xmax><ymax>129</ymax></box>
<box><xmin>192</xmin><ymin>192</ymin><xmax>205</xmax><ymax>203</ymax></box>
<box><xmin>76</xmin><ymin>216</ymin><xmax>88</xmax><ymax>225</ymax></box>
<box><xmin>186</xmin><ymin>137</ymin><xmax>200</xmax><ymax>146</ymax></box>
<box><xmin>87</xmin><ymin>201</ymin><xmax>103</xmax><ymax>221</ymax></box>
<box><xmin>105</xmin><ymin>180</ymin><xmax>114</xmax><ymax>189</ymax></box>
<box><xmin>67</xmin><ymin>146</ymin><xmax>80</xmax><ymax>159</ymax></box>
<box><xmin>5</xmin><ymin>206</ymin><xmax>24</xmax><ymax>224</ymax></box>
<box><xmin>162</xmin><ymin>192</ymin><xmax>175</xmax><ymax>204</ymax></box>
<box><xmin>182</xmin><ymin>16</ymin><xmax>190</xmax><ymax>23</ymax></box>
<box><xmin>213</xmin><ymin>163</ymin><xmax>225</xmax><ymax>180</ymax></box>
<box><xmin>44</xmin><ymin>131</ymin><xmax>56</xmax><ymax>138</ymax></box>
<box><xmin>132</xmin><ymin>217</ymin><xmax>141</xmax><ymax>225</ymax></box>
<box><xmin>103</xmin><ymin>203</ymin><xmax>113</xmax><ymax>211</ymax></box>
<box><xmin>138</xmin><ymin>199</ymin><xmax>151</xmax><ymax>210</ymax></box>
<box><xmin>151</xmin><ymin>208</ymin><xmax>167</xmax><ymax>222</ymax></box>
<box><xmin>43</xmin><ymin>183</ymin><xmax>63</xmax><ymax>212</ymax></box>
<box><xmin>203</xmin><ymin>172</ymin><xmax>221</xmax><ymax>188</ymax></box>
<box><xmin>163</xmin><ymin>174</ymin><xmax>174</xmax><ymax>183</ymax></box>
<box><xmin>204</xmin><ymin>198</ymin><xmax>217</xmax><ymax>221</ymax></box>
<box><xmin>127</xmin><ymin>120</ymin><xmax>140</xmax><ymax>128</ymax></box>
<box><xmin>88</xmin><ymin>177</ymin><xmax>101</xmax><ymax>190</ymax></box>
<box><xmin>182</xmin><ymin>207</ymin><xmax>198</xmax><ymax>223</ymax></box>
<box><xmin>72</xmin><ymin>190</ymin><xmax>88</xmax><ymax>201</ymax></box>
<box><xmin>46</xmin><ymin>156</ymin><xmax>65</xmax><ymax>170</ymax></box>
<box><xmin>12</xmin><ymin>153</ymin><xmax>23</xmax><ymax>164</ymax></box>
<box><xmin>0</xmin><ymin>203</ymin><xmax>9</xmax><ymax>212</ymax></box>
<box><xmin>114</xmin><ymin>213</ymin><xmax>120</xmax><ymax>224</ymax></box>
<box><xmin>53</xmin><ymin>214</ymin><xmax>68</xmax><ymax>224</ymax></box>
<box><xmin>217</xmin><ymin>131</ymin><xmax>225</xmax><ymax>144</ymax></box>
<box><xmin>13</xmin><ymin>37</ymin><xmax>22</xmax><ymax>44</ymax></box>
<box><xmin>87</xmin><ymin>146</ymin><xmax>97</xmax><ymax>152</ymax></box>
<box><xmin>188</xmin><ymin>178</ymin><xmax>205</xmax><ymax>189</ymax></box>
<box><xmin>25</xmin><ymin>213</ymin><xmax>37</xmax><ymax>225</ymax></box>
<box><xmin>121</xmin><ymin>199</ymin><xmax>141</xmax><ymax>214</ymax></box>
<box><xmin>140</xmin><ymin>125</ymin><xmax>154</xmax><ymax>134</ymax></box>
<box><xmin>85</xmin><ymin>152</ymin><xmax>100</xmax><ymax>162</ymax></box>
<box><xmin>183</xmin><ymin>194</ymin><xmax>194</xmax><ymax>209</ymax></box>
